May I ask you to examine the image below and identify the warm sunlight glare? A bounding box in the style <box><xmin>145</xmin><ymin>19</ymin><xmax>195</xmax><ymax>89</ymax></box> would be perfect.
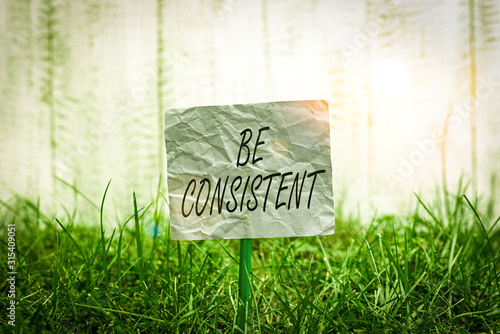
<box><xmin>371</xmin><ymin>57</ymin><xmax>412</xmax><ymax>99</ymax></box>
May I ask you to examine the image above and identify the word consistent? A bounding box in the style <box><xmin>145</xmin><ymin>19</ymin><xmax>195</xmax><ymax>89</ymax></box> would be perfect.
<box><xmin>182</xmin><ymin>170</ymin><xmax>325</xmax><ymax>217</ymax></box>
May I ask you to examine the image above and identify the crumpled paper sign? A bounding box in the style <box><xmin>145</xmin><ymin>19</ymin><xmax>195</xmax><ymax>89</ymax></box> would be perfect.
<box><xmin>164</xmin><ymin>100</ymin><xmax>334</xmax><ymax>240</ymax></box>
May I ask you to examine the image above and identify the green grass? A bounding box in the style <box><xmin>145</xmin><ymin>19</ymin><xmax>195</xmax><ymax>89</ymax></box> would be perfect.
<box><xmin>0</xmin><ymin>186</ymin><xmax>499</xmax><ymax>333</ymax></box>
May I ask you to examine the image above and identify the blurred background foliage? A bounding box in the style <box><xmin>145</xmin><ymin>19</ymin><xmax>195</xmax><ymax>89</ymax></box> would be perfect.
<box><xmin>0</xmin><ymin>0</ymin><xmax>499</xmax><ymax>221</ymax></box>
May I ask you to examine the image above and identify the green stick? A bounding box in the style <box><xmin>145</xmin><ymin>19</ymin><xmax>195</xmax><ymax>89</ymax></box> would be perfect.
<box><xmin>237</xmin><ymin>238</ymin><xmax>252</xmax><ymax>333</ymax></box>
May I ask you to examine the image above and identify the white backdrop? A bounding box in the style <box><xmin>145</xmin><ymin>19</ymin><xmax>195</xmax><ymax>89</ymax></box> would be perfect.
<box><xmin>1</xmin><ymin>0</ymin><xmax>499</xmax><ymax>222</ymax></box>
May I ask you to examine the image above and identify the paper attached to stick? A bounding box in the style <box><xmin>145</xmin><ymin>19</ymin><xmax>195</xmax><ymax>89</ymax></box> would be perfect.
<box><xmin>164</xmin><ymin>100</ymin><xmax>335</xmax><ymax>240</ymax></box>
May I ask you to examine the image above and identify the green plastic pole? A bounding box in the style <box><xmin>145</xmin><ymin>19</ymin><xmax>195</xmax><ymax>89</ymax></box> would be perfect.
<box><xmin>237</xmin><ymin>238</ymin><xmax>252</xmax><ymax>333</ymax></box>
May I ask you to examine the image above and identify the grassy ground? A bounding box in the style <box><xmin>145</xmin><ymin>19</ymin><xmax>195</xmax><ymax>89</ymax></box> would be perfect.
<box><xmin>0</xmin><ymin>186</ymin><xmax>499</xmax><ymax>333</ymax></box>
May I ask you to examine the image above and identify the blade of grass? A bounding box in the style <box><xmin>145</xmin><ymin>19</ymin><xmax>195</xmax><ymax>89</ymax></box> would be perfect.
<box><xmin>463</xmin><ymin>195</ymin><xmax>492</xmax><ymax>252</ymax></box>
<box><xmin>133</xmin><ymin>191</ymin><xmax>145</xmax><ymax>287</ymax></box>
<box><xmin>100</xmin><ymin>180</ymin><xmax>112</xmax><ymax>287</ymax></box>
<box><xmin>56</xmin><ymin>176</ymin><xmax>100</xmax><ymax>210</ymax></box>
<box><xmin>415</xmin><ymin>193</ymin><xmax>441</xmax><ymax>228</ymax></box>
<box><xmin>117</xmin><ymin>212</ymin><xmax>136</xmax><ymax>290</ymax></box>
<box><xmin>55</xmin><ymin>218</ymin><xmax>86</xmax><ymax>263</ymax></box>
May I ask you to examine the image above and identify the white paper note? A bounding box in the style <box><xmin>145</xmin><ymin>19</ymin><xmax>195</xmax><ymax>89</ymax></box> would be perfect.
<box><xmin>164</xmin><ymin>100</ymin><xmax>335</xmax><ymax>240</ymax></box>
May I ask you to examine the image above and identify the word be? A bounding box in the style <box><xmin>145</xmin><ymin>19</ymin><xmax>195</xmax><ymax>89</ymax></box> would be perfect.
<box><xmin>181</xmin><ymin>126</ymin><xmax>326</xmax><ymax>217</ymax></box>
